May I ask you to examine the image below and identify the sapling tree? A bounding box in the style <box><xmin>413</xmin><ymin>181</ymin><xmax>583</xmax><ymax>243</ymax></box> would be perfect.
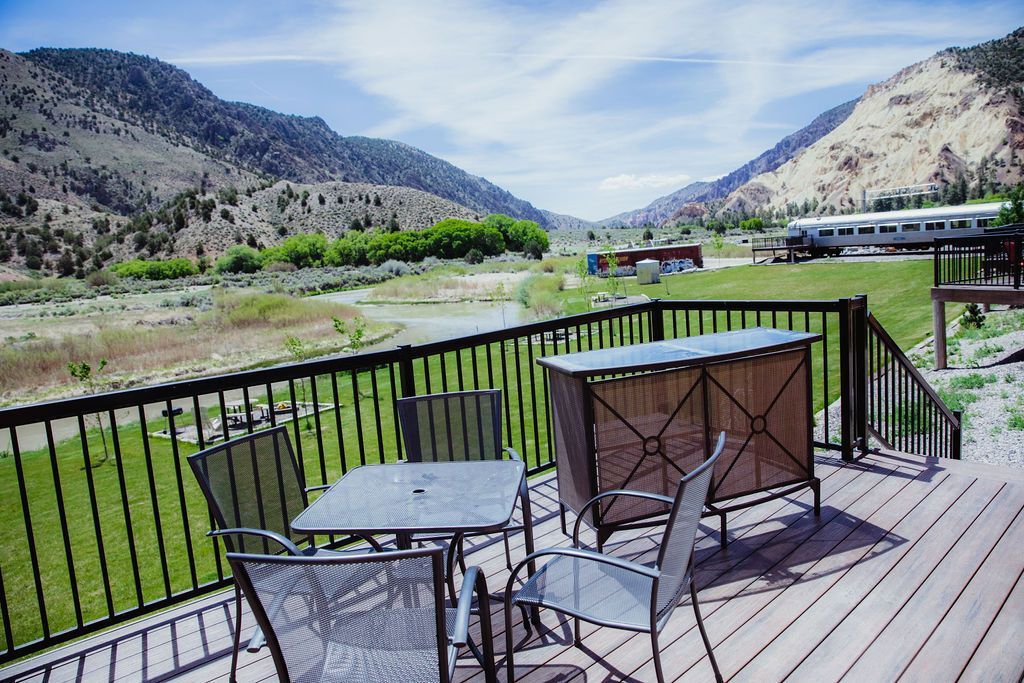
<box><xmin>283</xmin><ymin>336</ymin><xmax>313</xmax><ymax>431</ymax></box>
<box><xmin>332</xmin><ymin>316</ymin><xmax>368</xmax><ymax>353</ymax></box>
<box><xmin>68</xmin><ymin>359</ymin><xmax>111</xmax><ymax>465</ymax></box>
<box><xmin>709</xmin><ymin>232</ymin><xmax>725</xmax><ymax>267</ymax></box>
<box><xmin>961</xmin><ymin>303</ymin><xmax>986</xmax><ymax>329</ymax></box>
<box><xmin>574</xmin><ymin>257</ymin><xmax>594</xmax><ymax>310</ymax></box>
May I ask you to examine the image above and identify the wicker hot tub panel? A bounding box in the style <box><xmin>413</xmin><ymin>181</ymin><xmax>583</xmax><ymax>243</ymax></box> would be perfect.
<box><xmin>705</xmin><ymin>349</ymin><xmax>813</xmax><ymax>502</ymax></box>
<box><xmin>589</xmin><ymin>366</ymin><xmax>705</xmax><ymax>526</ymax></box>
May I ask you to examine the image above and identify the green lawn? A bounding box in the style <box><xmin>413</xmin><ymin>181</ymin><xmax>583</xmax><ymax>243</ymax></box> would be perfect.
<box><xmin>0</xmin><ymin>258</ymin><xmax>954</xmax><ymax>656</ymax></box>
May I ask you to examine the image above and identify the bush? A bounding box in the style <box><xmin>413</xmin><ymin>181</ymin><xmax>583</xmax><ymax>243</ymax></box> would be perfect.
<box><xmin>325</xmin><ymin>231</ymin><xmax>369</xmax><ymax>267</ymax></box>
<box><xmin>264</xmin><ymin>261</ymin><xmax>297</xmax><ymax>272</ymax></box>
<box><xmin>465</xmin><ymin>248</ymin><xmax>484</xmax><ymax>265</ymax></box>
<box><xmin>214</xmin><ymin>245</ymin><xmax>262</xmax><ymax>274</ymax></box>
<box><xmin>111</xmin><ymin>258</ymin><xmax>198</xmax><ymax>280</ymax></box>
<box><xmin>378</xmin><ymin>259</ymin><xmax>412</xmax><ymax>277</ymax></box>
<box><xmin>85</xmin><ymin>270</ymin><xmax>119</xmax><ymax>287</ymax></box>
<box><xmin>961</xmin><ymin>303</ymin><xmax>986</xmax><ymax>329</ymax></box>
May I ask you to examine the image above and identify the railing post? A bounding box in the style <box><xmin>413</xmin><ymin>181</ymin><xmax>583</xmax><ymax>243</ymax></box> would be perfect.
<box><xmin>933</xmin><ymin>241</ymin><xmax>940</xmax><ymax>287</ymax></box>
<box><xmin>838</xmin><ymin>297</ymin><xmax>853</xmax><ymax>461</ymax></box>
<box><xmin>650</xmin><ymin>298</ymin><xmax>665</xmax><ymax>341</ymax></box>
<box><xmin>1015</xmin><ymin>236</ymin><xmax>1022</xmax><ymax>290</ymax></box>
<box><xmin>853</xmin><ymin>295</ymin><xmax>869</xmax><ymax>456</ymax></box>
<box><xmin>952</xmin><ymin>409</ymin><xmax>963</xmax><ymax>460</ymax></box>
<box><xmin>397</xmin><ymin>344</ymin><xmax>416</xmax><ymax>399</ymax></box>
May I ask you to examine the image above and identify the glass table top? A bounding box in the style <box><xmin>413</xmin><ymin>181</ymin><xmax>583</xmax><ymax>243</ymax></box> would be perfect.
<box><xmin>291</xmin><ymin>460</ymin><xmax>525</xmax><ymax>535</ymax></box>
<box><xmin>537</xmin><ymin>327</ymin><xmax>820</xmax><ymax>376</ymax></box>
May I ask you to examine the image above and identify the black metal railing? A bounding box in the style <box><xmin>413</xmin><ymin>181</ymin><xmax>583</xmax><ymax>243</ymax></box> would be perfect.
<box><xmin>866</xmin><ymin>312</ymin><xmax>961</xmax><ymax>459</ymax></box>
<box><xmin>0</xmin><ymin>295</ymin><xmax>954</xmax><ymax>662</ymax></box>
<box><xmin>934</xmin><ymin>230</ymin><xmax>1023</xmax><ymax>289</ymax></box>
<box><xmin>751</xmin><ymin>235</ymin><xmax>803</xmax><ymax>250</ymax></box>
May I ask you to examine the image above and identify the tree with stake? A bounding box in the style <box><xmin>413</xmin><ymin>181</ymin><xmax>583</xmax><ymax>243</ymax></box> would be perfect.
<box><xmin>283</xmin><ymin>336</ymin><xmax>313</xmax><ymax>431</ymax></box>
<box><xmin>68</xmin><ymin>359</ymin><xmax>112</xmax><ymax>465</ymax></box>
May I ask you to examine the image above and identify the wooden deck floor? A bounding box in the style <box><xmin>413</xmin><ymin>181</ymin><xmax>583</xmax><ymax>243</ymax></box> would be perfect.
<box><xmin>3</xmin><ymin>450</ymin><xmax>1024</xmax><ymax>682</ymax></box>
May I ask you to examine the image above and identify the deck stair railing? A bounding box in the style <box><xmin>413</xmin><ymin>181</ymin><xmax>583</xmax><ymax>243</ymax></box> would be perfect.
<box><xmin>0</xmin><ymin>295</ymin><xmax>957</xmax><ymax>663</ymax></box>
<box><xmin>865</xmin><ymin>311</ymin><xmax>961</xmax><ymax>459</ymax></box>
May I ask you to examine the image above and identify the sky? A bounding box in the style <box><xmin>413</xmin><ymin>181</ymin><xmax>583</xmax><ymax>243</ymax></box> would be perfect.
<box><xmin>0</xmin><ymin>1</ymin><xmax>1021</xmax><ymax>220</ymax></box>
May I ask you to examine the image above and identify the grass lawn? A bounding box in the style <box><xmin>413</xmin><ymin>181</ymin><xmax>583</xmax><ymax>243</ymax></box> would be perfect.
<box><xmin>0</xmin><ymin>258</ymin><xmax>955</xmax><ymax>656</ymax></box>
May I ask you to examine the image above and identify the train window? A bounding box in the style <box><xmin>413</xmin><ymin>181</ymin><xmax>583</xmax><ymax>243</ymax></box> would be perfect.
<box><xmin>818</xmin><ymin>228</ymin><xmax>834</xmax><ymax>237</ymax></box>
<box><xmin>924</xmin><ymin>221</ymin><xmax>945</xmax><ymax>231</ymax></box>
<box><xmin>858</xmin><ymin>225</ymin><xmax>876</xmax><ymax>235</ymax></box>
<box><xmin>838</xmin><ymin>227</ymin><xmax>854</xmax><ymax>236</ymax></box>
<box><xmin>879</xmin><ymin>224</ymin><xmax>897</xmax><ymax>233</ymax></box>
<box><xmin>950</xmin><ymin>219</ymin><xmax>971</xmax><ymax>229</ymax></box>
<box><xmin>977</xmin><ymin>217</ymin><xmax>992</xmax><ymax>228</ymax></box>
<box><xmin>901</xmin><ymin>223</ymin><xmax>920</xmax><ymax>232</ymax></box>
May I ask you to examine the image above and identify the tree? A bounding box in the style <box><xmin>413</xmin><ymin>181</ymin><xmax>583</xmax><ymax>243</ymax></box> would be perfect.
<box><xmin>283</xmin><ymin>336</ymin><xmax>313</xmax><ymax>430</ymax></box>
<box><xmin>68</xmin><ymin>359</ymin><xmax>111</xmax><ymax>465</ymax></box>
<box><xmin>57</xmin><ymin>249</ymin><xmax>75</xmax><ymax>276</ymax></box>
<box><xmin>739</xmin><ymin>217</ymin><xmax>764</xmax><ymax>232</ymax></box>
<box><xmin>586</xmin><ymin>229</ymin><xmax>596</xmax><ymax>241</ymax></box>
<box><xmin>214</xmin><ymin>245</ymin><xmax>262</xmax><ymax>274</ymax></box>
<box><xmin>642</xmin><ymin>227</ymin><xmax>654</xmax><ymax>241</ymax></box>
<box><xmin>961</xmin><ymin>303</ymin><xmax>986</xmax><ymax>329</ymax></box>
<box><xmin>575</xmin><ymin>257</ymin><xmax>594</xmax><ymax>310</ymax></box>
<box><xmin>332</xmin><ymin>316</ymin><xmax>368</xmax><ymax>353</ymax></box>
<box><xmin>994</xmin><ymin>183</ymin><xmax>1024</xmax><ymax>226</ymax></box>
<box><xmin>709</xmin><ymin>232</ymin><xmax>725</xmax><ymax>266</ymax></box>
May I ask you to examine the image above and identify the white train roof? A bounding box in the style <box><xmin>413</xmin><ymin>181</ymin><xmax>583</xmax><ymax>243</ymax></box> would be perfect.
<box><xmin>788</xmin><ymin>202</ymin><xmax>1005</xmax><ymax>229</ymax></box>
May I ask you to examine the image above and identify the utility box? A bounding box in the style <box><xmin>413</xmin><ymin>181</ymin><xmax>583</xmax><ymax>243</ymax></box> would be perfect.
<box><xmin>636</xmin><ymin>258</ymin><xmax>660</xmax><ymax>285</ymax></box>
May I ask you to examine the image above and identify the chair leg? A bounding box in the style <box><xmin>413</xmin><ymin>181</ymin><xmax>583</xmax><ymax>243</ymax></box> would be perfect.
<box><xmin>230</xmin><ymin>583</ymin><xmax>243</xmax><ymax>683</ymax></box>
<box><xmin>458</xmin><ymin>535</ymin><xmax>468</xmax><ymax>574</ymax></box>
<box><xmin>690</xmin><ymin>581</ymin><xmax>723</xmax><ymax>683</ymax></box>
<box><xmin>504</xmin><ymin>596</ymin><xmax>517</xmax><ymax>682</ymax></box>
<box><xmin>573</xmin><ymin>617</ymin><xmax>581</xmax><ymax>647</ymax></box>
<box><xmin>651</xmin><ymin>629</ymin><xmax>665</xmax><ymax>683</ymax></box>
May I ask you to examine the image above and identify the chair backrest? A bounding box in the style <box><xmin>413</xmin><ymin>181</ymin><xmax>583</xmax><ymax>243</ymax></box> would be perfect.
<box><xmin>654</xmin><ymin>431</ymin><xmax>727</xmax><ymax>618</ymax></box>
<box><xmin>397</xmin><ymin>389</ymin><xmax>504</xmax><ymax>462</ymax></box>
<box><xmin>187</xmin><ymin>426</ymin><xmax>307</xmax><ymax>551</ymax></box>
<box><xmin>228</xmin><ymin>548</ymin><xmax>450</xmax><ymax>683</ymax></box>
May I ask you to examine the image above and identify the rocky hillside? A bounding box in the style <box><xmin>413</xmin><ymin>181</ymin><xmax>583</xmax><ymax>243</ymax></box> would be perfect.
<box><xmin>20</xmin><ymin>48</ymin><xmax>547</xmax><ymax>223</ymax></box>
<box><xmin>610</xmin><ymin>27</ymin><xmax>1024</xmax><ymax>226</ymax></box>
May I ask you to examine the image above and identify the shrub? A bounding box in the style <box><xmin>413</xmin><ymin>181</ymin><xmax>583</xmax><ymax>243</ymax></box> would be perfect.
<box><xmin>378</xmin><ymin>259</ymin><xmax>412</xmax><ymax>277</ymax></box>
<box><xmin>961</xmin><ymin>303</ymin><xmax>985</xmax><ymax>329</ymax></box>
<box><xmin>264</xmin><ymin>261</ymin><xmax>297</xmax><ymax>272</ymax></box>
<box><xmin>111</xmin><ymin>258</ymin><xmax>198</xmax><ymax>280</ymax></box>
<box><xmin>465</xmin><ymin>248</ymin><xmax>484</xmax><ymax>265</ymax></box>
<box><xmin>85</xmin><ymin>270</ymin><xmax>119</xmax><ymax>287</ymax></box>
<box><xmin>214</xmin><ymin>245</ymin><xmax>262</xmax><ymax>274</ymax></box>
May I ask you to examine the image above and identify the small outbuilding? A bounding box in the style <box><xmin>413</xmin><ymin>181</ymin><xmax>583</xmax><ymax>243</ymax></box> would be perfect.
<box><xmin>636</xmin><ymin>258</ymin><xmax>660</xmax><ymax>285</ymax></box>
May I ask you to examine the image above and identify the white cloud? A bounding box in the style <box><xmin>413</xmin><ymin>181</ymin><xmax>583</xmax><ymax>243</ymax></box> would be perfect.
<box><xmin>164</xmin><ymin>0</ymin><xmax>1022</xmax><ymax>219</ymax></box>
<box><xmin>599</xmin><ymin>173</ymin><xmax>692</xmax><ymax>191</ymax></box>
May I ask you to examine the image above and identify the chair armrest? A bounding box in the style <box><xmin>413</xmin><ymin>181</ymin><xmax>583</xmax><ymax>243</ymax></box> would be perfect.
<box><xmin>572</xmin><ymin>490</ymin><xmax>674</xmax><ymax>547</ymax></box>
<box><xmin>503</xmin><ymin>447</ymin><xmax>522</xmax><ymax>462</ymax></box>
<box><xmin>450</xmin><ymin>565</ymin><xmax>488</xmax><ymax>647</ymax></box>
<box><xmin>208</xmin><ymin>528</ymin><xmax>304</xmax><ymax>556</ymax></box>
<box><xmin>304</xmin><ymin>483</ymin><xmax>332</xmax><ymax>493</ymax></box>
<box><xmin>504</xmin><ymin>546</ymin><xmax>658</xmax><ymax>602</ymax></box>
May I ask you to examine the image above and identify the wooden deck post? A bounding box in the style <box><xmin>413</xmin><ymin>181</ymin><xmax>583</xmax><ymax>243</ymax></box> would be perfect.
<box><xmin>932</xmin><ymin>297</ymin><xmax>946</xmax><ymax>370</ymax></box>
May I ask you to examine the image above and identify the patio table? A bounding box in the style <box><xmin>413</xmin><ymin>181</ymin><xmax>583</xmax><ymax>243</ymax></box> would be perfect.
<box><xmin>291</xmin><ymin>460</ymin><xmax>536</xmax><ymax>607</ymax></box>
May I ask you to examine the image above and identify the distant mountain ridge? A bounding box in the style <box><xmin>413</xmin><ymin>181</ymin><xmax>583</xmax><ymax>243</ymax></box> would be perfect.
<box><xmin>605</xmin><ymin>27</ymin><xmax>1024</xmax><ymax>226</ymax></box>
<box><xmin>14</xmin><ymin>47</ymin><xmax>549</xmax><ymax>224</ymax></box>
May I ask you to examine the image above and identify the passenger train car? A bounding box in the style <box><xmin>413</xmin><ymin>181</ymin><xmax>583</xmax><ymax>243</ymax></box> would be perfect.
<box><xmin>786</xmin><ymin>202</ymin><xmax>1005</xmax><ymax>254</ymax></box>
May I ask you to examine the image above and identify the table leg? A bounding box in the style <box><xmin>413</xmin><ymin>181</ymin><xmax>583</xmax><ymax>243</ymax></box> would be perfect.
<box><xmin>396</xmin><ymin>532</ymin><xmax>412</xmax><ymax>550</ymax></box>
<box><xmin>520</xmin><ymin>481</ymin><xmax>541</xmax><ymax>626</ymax></box>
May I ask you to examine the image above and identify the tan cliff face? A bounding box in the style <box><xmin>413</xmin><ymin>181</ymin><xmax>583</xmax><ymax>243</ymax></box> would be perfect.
<box><xmin>722</xmin><ymin>56</ymin><xmax>1024</xmax><ymax>215</ymax></box>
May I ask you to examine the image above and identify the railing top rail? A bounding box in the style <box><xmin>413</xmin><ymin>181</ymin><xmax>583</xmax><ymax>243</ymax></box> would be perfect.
<box><xmin>0</xmin><ymin>298</ymin><xmax>845</xmax><ymax>428</ymax></box>
<box><xmin>934</xmin><ymin>231</ymin><xmax>1024</xmax><ymax>248</ymax></box>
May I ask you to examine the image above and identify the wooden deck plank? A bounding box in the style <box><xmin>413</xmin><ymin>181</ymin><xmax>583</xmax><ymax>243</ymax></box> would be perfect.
<box><xmin>728</xmin><ymin>468</ymin><xmax>975</xmax><ymax>683</ymax></box>
<box><xmin>657</xmin><ymin>458</ymin><xmax>917</xmax><ymax>682</ymax></box>
<box><xmin>841</xmin><ymin>484</ymin><xmax>1024</xmax><ymax>682</ymax></box>
<box><xmin>899</xmin><ymin>485</ymin><xmax>1024</xmax><ymax>683</ymax></box>
<box><xmin>674</xmin><ymin>460</ymin><xmax>941</xmax><ymax>682</ymax></box>
<box><xmin>785</xmin><ymin>475</ymin><xmax>1005</xmax><ymax>682</ymax></box>
<box><xmin>958</xmin><ymin>570</ymin><xmax>1024</xmax><ymax>683</ymax></box>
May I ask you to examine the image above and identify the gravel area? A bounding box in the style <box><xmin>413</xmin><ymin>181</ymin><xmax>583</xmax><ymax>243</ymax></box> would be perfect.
<box><xmin>814</xmin><ymin>307</ymin><xmax>1024</xmax><ymax>468</ymax></box>
<box><xmin>918</xmin><ymin>308</ymin><xmax>1024</xmax><ymax>468</ymax></box>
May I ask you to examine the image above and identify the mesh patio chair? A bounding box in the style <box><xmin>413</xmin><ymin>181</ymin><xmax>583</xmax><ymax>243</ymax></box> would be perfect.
<box><xmin>397</xmin><ymin>389</ymin><xmax>530</xmax><ymax>572</ymax></box>
<box><xmin>503</xmin><ymin>432</ymin><xmax>728</xmax><ymax>683</ymax></box>
<box><xmin>187</xmin><ymin>425</ymin><xmax>383</xmax><ymax>682</ymax></box>
<box><xmin>227</xmin><ymin>547</ymin><xmax>497</xmax><ymax>683</ymax></box>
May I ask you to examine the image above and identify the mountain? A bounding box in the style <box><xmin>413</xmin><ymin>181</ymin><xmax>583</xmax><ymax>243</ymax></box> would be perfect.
<box><xmin>607</xmin><ymin>27</ymin><xmax>1024</xmax><ymax>226</ymax></box>
<box><xmin>599</xmin><ymin>100</ymin><xmax>858</xmax><ymax>226</ymax></box>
